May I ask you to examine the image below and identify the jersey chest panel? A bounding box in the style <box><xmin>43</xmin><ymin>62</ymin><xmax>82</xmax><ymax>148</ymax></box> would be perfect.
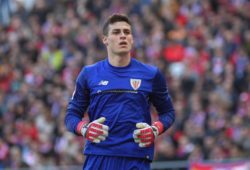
<box><xmin>87</xmin><ymin>72</ymin><xmax>153</xmax><ymax>95</ymax></box>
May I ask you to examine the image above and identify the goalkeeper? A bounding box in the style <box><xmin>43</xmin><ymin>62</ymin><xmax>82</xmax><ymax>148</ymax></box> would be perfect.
<box><xmin>64</xmin><ymin>13</ymin><xmax>175</xmax><ymax>170</ymax></box>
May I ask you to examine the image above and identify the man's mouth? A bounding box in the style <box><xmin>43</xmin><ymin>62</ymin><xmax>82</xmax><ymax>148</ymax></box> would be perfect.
<box><xmin>119</xmin><ymin>42</ymin><xmax>127</xmax><ymax>46</ymax></box>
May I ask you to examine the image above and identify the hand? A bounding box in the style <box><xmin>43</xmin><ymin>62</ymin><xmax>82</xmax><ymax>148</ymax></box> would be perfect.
<box><xmin>133</xmin><ymin>121</ymin><xmax>163</xmax><ymax>147</ymax></box>
<box><xmin>81</xmin><ymin>117</ymin><xmax>109</xmax><ymax>143</ymax></box>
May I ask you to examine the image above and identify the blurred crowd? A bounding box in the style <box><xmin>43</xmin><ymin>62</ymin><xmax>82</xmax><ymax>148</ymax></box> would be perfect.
<box><xmin>0</xmin><ymin>0</ymin><xmax>250</xmax><ymax>169</ymax></box>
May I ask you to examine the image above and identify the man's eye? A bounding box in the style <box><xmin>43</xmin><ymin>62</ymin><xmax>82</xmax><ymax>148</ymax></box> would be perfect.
<box><xmin>112</xmin><ymin>31</ymin><xmax>120</xmax><ymax>34</ymax></box>
<box><xmin>124</xmin><ymin>31</ymin><xmax>130</xmax><ymax>35</ymax></box>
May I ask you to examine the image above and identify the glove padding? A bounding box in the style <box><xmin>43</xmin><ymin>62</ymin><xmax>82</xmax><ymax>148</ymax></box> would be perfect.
<box><xmin>133</xmin><ymin>122</ymin><xmax>159</xmax><ymax>148</ymax></box>
<box><xmin>81</xmin><ymin>117</ymin><xmax>109</xmax><ymax>143</ymax></box>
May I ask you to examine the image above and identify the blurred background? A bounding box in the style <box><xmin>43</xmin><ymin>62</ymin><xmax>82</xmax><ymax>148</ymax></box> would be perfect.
<box><xmin>0</xmin><ymin>0</ymin><xmax>250</xmax><ymax>169</ymax></box>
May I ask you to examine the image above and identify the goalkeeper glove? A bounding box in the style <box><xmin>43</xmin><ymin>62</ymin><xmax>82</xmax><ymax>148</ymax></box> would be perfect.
<box><xmin>133</xmin><ymin>121</ymin><xmax>164</xmax><ymax>147</ymax></box>
<box><xmin>77</xmin><ymin>117</ymin><xmax>109</xmax><ymax>143</ymax></box>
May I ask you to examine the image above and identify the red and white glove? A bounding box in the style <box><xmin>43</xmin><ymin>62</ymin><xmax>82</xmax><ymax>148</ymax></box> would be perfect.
<box><xmin>77</xmin><ymin>117</ymin><xmax>109</xmax><ymax>143</ymax></box>
<box><xmin>133</xmin><ymin>121</ymin><xmax>164</xmax><ymax>147</ymax></box>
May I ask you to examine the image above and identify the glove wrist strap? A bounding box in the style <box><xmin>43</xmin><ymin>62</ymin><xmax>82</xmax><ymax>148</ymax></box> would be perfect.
<box><xmin>80</xmin><ymin>124</ymin><xmax>89</xmax><ymax>137</ymax></box>
<box><xmin>152</xmin><ymin>121</ymin><xmax>164</xmax><ymax>135</ymax></box>
<box><xmin>76</xmin><ymin>120</ymin><xmax>88</xmax><ymax>135</ymax></box>
<box><xmin>151</xmin><ymin>126</ymin><xmax>159</xmax><ymax>137</ymax></box>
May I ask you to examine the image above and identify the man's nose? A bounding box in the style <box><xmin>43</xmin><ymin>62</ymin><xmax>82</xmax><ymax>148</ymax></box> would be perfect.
<box><xmin>120</xmin><ymin>36</ymin><xmax>126</xmax><ymax>40</ymax></box>
<box><xmin>120</xmin><ymin>33</ymin><xmax>126</xmax><ymax>39</ymax></box>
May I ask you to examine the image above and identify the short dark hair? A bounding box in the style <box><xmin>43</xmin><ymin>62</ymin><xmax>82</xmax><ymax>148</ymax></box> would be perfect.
<box><xmin>102</xmin><ymin>13</ymin><xmax>132</xmax><ymax>36</ymax></box>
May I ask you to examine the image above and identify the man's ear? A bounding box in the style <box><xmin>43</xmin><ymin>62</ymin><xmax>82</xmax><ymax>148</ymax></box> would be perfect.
<box><xmin>102</xmin><ymin>36</ymin><xmax>108</xmax><ymax>46</ymax></box>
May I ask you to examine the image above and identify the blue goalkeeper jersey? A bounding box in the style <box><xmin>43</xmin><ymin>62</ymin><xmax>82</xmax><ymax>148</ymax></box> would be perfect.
<box><xmin>65</xmin><ymin>58</ymin><xmax>175</xmax><ymax>161</ymax></box>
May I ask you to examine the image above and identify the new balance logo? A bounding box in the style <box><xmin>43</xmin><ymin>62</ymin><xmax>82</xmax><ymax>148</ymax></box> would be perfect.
<box><xmin>98</xmin><ymin>80</ymin><xmax>109</xmax><ymax>85</ymax></box>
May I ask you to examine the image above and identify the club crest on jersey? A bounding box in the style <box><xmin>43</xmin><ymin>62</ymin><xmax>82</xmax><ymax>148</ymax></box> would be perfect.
<box><xmin>130</xmin><ymin>79</ymin><xmax>141</xmax><ymax>90</ymax></box>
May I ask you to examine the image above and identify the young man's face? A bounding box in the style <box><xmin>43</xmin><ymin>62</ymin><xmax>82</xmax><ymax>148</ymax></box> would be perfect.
<box><xmin>103</xmin><ymin>21</ymin><xmax>133</xmax><ymax>56</ymax></box>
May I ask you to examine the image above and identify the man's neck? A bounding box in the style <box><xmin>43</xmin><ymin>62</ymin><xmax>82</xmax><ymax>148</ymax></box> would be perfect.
<box><xmin>108</xmin><ymin>53</ymin><xmax>131</xmax><ymax>67</ymax></box>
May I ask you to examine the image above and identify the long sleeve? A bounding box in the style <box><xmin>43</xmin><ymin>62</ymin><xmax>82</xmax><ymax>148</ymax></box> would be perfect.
<box><xmin>64</xmin><ymin>68</ymin><xmax>90</xmax><ymax>135</ymax></box>
<box><xmin>150</xmin><ymin>69</ymin><xmax>175</xmax><ymax>131</ymax></box>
